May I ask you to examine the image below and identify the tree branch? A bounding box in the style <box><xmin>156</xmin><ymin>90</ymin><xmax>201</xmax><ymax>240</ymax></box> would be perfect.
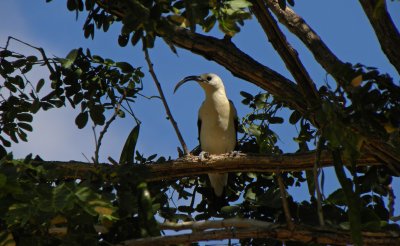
<box><xmin>359</xmin><ymin>0</ymin><xmax>400</xmax><ymax>75</ymax></box>
<box><xmin>31</xmin><ymin>151</ymin><xmax>382</xmax><ymax>182</ymax></box>
<box><xmin>264</xmin><ymin>0</ymin><xmax>355</xmax><ymax>85</ymax></box>
<box><xmin>93</xmin><ymin>0</ymin><xmax>400</xmax><ymax>175</ymax></box>
<box><xmin>159</xmin><ymin>218</ymin><xmax>274</xmax><ymax>231</ymax></box>
<box><xmin>143</xmin><ymin>47</ymin><xmax>189</xmax><ymax>155</ymax></box>
<box><xmin>263</xmin><ymin>0</ymin><xmax>400</xmax><ymax>174</ymax></box>
<box><xmin>158</xmin><ymin>24</ymin><xmax>307</xmax><ymax>113</ymax></box>
<box><xmin>276</xmin><ymin>173</ymin><xmax>295</xmax><ymax>230</ymax></box>
<box><xmin>119</xmin><ymin>219</ymin><xmax>399</xmax><ymax>246</ymax></box>
<box><xmin>252</xmin><ymin>0</ymin><xmax>319</xmax><ymax>107</ymax></box>
<box><xmin>93</xmin><ymin>0</ymin><xmax>306</xmax><ymax>112</ymax></box>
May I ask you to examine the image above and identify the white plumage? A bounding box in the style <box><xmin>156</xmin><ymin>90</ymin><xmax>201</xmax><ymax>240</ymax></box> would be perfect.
<box><xmin>174</xmin><ymin>73</ymin><xmax>238</xmax><ymax>196</ymax></box>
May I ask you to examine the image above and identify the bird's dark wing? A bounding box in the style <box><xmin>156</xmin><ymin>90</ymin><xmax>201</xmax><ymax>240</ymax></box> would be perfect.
<box><xmin>197</xmin><ymin>118</ymin><xmax>202</xmax><ymax>149</ymax></box>
<box><xmin>229</xmin><ymin>100</ymin><xmax>239</xmax><ymax>150</ymax></box>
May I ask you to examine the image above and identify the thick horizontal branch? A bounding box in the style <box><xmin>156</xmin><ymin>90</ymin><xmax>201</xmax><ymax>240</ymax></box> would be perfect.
<box><xmin>93</xmin><ymin>0</ymin><xmax>400</xmax><ymax>174</ymax></box>
<box><xmin>159</xmin><ymin>218</ymin><xmax>274</xmax><ymax>231</ymax></box>
<box><xmin>119</xmin><ymin>219</ymin><xmax>399</xmax><ymax>246</ymax></box>
<box><xmin>359</xmin><ymin>0</ymin><xmax>400</xmax><ymax>75</ymax></box>
<box><xmin>32</xmin><ymin>151</ymin><xmax>382</xmax><ymax>182</ymax></box>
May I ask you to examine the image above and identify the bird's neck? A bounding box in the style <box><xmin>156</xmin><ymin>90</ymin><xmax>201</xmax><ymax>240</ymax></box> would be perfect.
<box><xmin>204</xmin><ymin>89</ymin><xmax>229</xmax><ymax>105</ymax></box>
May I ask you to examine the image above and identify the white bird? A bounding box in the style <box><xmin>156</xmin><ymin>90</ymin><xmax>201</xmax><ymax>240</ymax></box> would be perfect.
<box><xmin>174</xmin><ymin>73</ymin><xmax>238</xmax><ymax>197</ymax></box>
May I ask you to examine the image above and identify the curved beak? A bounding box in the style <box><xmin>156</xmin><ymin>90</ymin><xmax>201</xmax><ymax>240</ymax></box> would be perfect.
<box><xmin>173</xmin><ymin>75</ymin><xmax>203</xmax><ymax>93</ymax></box>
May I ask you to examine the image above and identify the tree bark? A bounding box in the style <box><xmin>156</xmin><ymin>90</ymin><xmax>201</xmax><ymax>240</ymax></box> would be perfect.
<box><xmin>252</xmin><ymin>0</ymin><xmax>319</xmax><ymax>107</ymax></box>
<box><xmin>265</xmin><ymin>0</ymin><xmax>355</xmax><ymax>85</ymax></box>
<box><xmin>119</xmin><ymin>219</ymin><xmax>399</xmax><ymax>246</ymax></box>
<box><xmin>359</xmin><ymin>0</ymin><xmax>400</xmax><ymax>75</ymax></box>
<box><xmin>31</xmin><ymin>151</ymin><xmax>381</xmax><ymax>182</ymax></box>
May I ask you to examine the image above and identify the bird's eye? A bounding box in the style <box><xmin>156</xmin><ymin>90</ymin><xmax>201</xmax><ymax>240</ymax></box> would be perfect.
<box><xmin>206</xmin><ymin>76</ymin><xmax>212</xmax><ymax>81</ymax></box>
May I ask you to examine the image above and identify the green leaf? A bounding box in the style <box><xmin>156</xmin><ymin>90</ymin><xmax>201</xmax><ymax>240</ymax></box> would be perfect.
<box><xmin>221</xmin><ymin>205</ymin><xmax>240</xmax><ymax>214</ymax></box>
<box><xmin>75</xmin><ymin>111</ymin><xmax>89</xmax><ymax>129</ymax></box>
<box><xmin>131</xmin><ymin>30</ymin><xmax>143</xmax><ymax>46</ymax></box>
<box><xmin>26</xmin><ymin>56</ymin><xmax>38</xmax><ymax>63</ymax></box>
<box><xmin>67</xmin><ymin>0</ymin><xmax>77</xmax><ymax>11</ymax></box>
<box><xmin>305</xmin><ymin>170</ymin><xmax>315</xmax><ymax>197</ymax></box>
<box><xmin>228</xmin><ymin>0</ymin><xmax>252</xmax><ymax>9</ymax></box>
<box><xmin>16</xmin><ymin>113</ymin><xmax>33</xmax><ymax>122</ymax></box>
<box><xmin>0</xmin><ymin>173</ymin><xmax>7</xmax><ymax>188</ymax></box>
<box><xmin>289</xmin><ymin>110</ymin><xmax>301</xmax><ymax>124</ymax></box>
<box><xmin>0</xmin><ymin>136</ymin><xmax>11</xmax><ymax>147</ymax></box>
<box><xmin>269</xmin><ymin>116</ymin><xmax>284</xmax><ymax>124</ymax></box>
<box><xmin>326</xmin><ymin>188</ymin><xmax>347</xmax><ymax>206</ymax></box>
<box><xmin>116</xmin><ymin>62</ymin><xmax>134</xmax><ymax>73</ymax></box>
<box><xmin>0</xmin><ymin>50</ymin><xmax>12</xmax><ymax>57</ymax></box>
<box><xmin>60</xmin><ymin>49</ymin><xmax>79</xmax><ymax>69</ymax></box>
<box><xmin>53</xmin><ymin>183</ymin><xmax>75</xmax><ymax>211</ymax></box>
<box><xmin>119</xmin><ymin>124</ymin><xmax>140</xmax><ymax>164</ymax></box>
<box><xmin>240</xmin><ymin>91</ymin><xmax>253</xmax><ymax>99</ymax></box>
<box><xmin>66</xmin><ymin>49</ymin><xmax>79</xmax><ymax>62</ymax></box>
<box><xmin>18</xmin><ymin>122</ymin><xmax>33</xmax><ymax>132</ymax></box>
<box><xmin>36</xmin><ymin>79</ymin><xmax>45</xmax><ymax>93</ymax></box>
<box><xmin>89</xmin><ymin>105</ymin><xmax>105</xmax><ymax>125</ymax></box>
<box><xmin>30</xmin><ymin>99</ymin><xmax>41</xmax><ymax>113</ymax></box>
<box><xmin>0</xmin><ymin>145</ymin><xmax>6</xmax><ymax>159</ymax></box>
<box><xmin>118</xmin><ymin>34</ymin><xmax>129</xmax><ymax>47</ymax></box>
<box><xmin>178</xmin><ymin>205</ymin><xmax>194</xmax><ymax>213</ymax></box>
<box><xmin>202</xmin><ymin>16</ymin><xmax>216</xmax><ymax>32</ymax></box>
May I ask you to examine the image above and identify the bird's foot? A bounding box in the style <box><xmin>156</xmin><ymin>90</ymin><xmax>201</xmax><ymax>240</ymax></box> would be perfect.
<box><xmin>228</xmin><ymin>150</ymin><xmax>241</xmax><ymax>157</ymax></box>
<box><xmin>199</xmin><ymin>151</ymin><xmax>210</xmax><ymax>162</ymax></box>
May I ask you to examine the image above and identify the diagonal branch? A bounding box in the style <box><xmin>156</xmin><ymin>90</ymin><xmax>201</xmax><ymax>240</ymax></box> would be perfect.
<box><xmin>143</xmin><ymin>47</ymin><xmax>189</xmax><ymax>155</ymax></box>
<box><xmin>265</xmin><ymin>0</ymin><xmax>355</xmax><ymax>85</ymax></box>
<box><xmin>93</xmin><ymin>0</ymin><xmax>400</xmax><ymax>175</ymax></box>
<box><xmin>359</xmin><ymin>0</ymin><xmax>400</xmax><ymax>75</ymax></box>
<box><xmin>93</xmin><ymin>0</ymin><xmax>305</xmax><ymax>112</ymax></box>
<box><xmin>159</xmin><ymin>23</ymin><xmax>307</xmax><ymax>112</ymax></box>
<box><xmin>252</xmin><ymin>0</ymin><xmax>319</xmax><ymax>107</ymax></box>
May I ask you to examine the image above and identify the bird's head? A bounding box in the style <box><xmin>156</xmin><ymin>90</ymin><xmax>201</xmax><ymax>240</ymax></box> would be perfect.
<box><xmin>174</xmin><ymin>73</ymin><xmax>225</xmax><ymax>94</ymax></box>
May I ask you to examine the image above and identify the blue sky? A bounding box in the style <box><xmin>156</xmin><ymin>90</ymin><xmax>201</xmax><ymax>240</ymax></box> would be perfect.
<box><xmin>1</xmin><ymin>1</ymin><xmax>399</xmax><ymax>214</ymax></box>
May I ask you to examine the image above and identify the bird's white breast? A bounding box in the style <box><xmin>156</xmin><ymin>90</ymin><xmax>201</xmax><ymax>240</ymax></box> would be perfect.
<box><xmin>199</xmin><ymin>93</ymin><xmax>236</xmax><ymax>154</ymax></box>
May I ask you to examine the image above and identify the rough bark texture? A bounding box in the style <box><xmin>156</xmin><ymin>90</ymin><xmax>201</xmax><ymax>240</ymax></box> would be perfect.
<box><xmin>252</xmin><ymin>0</ymin><xmax>319</xmax><ymax>106</ymax></box>
<box><xmin>265</xmin><ymin>0</ymin><xmax>354</xmax><ymax>84</ymax></box>
<box><xmin>31</xmin><ymin>151</ymin><xmax>381</xmax><ymax>182</ymax></box>
<box><xmin>159</xmin><ymin>24</ymin><xmax>307</xmax><ymax>112</ymax></box>
<box><xmin>359</xmin><ymin>0</ymin><xmax>400</xmax><ymax>75</ymax></box>
<box><xmin>120</xmin><ymin>220</ymin><xmax>399</xmax><ymax>246</ymax></box>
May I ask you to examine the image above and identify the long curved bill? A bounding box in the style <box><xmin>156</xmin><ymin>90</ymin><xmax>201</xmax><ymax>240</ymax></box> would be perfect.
<box><xmin>173</xmin><ymin>75</ymin><xmax>202</xmax><ymax>93</ymax></box>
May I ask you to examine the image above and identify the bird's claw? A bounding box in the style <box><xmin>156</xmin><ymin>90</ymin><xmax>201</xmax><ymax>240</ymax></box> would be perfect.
<box><xmin>199</xmin><ymin>151</ymin><xmax>210</xmax><ymax>162</ymax></box>
<box><xmin>228</xmin><ymin>150</ymin><xmax>240</xmax><ymax>157</ymax></box>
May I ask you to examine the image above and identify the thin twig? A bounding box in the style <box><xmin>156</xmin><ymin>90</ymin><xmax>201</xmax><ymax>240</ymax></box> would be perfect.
<box><xmin>276</xmin><ymin>172</ymin><xmax>294</xmax><ymax>230</ymax></box>
<box><xmin>143</xmin><ymin>47</ymin><xmax>189</xmax><ymax>155</ymax></box>
<box><xmin>6</xmin><ymin>36</ymin><xmax>56</xmax><ymax>74</ymax></box>
<box><xmin>94</xmin><ymin>95</ymin><xmax>126</xmax><ymax>164</ymax></box>
<box><xmin>314</xmin><ymin>137</ymin><xmax>325</xmax><ymax>226</ymax></box>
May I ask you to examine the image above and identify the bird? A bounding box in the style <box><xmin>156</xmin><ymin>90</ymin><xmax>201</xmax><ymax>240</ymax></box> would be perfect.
<box><xmin>174</xmin><ymin>73</ymin><xmax>238</xmax><ymax>197</ymax></box>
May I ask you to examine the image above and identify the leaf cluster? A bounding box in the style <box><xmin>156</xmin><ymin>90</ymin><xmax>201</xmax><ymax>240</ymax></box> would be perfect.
<box><xmin>48</xmin><ymin>0</ymin><xmax>252</xmax><ymax>49</ymax></box>
<box><xmin>0</xmin><ymin>44</ymin><xmax>144</xmax><ymax>158</ymax></box>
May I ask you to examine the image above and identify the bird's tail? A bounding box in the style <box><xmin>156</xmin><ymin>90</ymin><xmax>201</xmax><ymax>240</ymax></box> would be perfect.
<box><xmin>208</xmin><ymin>173</ymin><xmax>228</xmax><ymax>197</ymax></box>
